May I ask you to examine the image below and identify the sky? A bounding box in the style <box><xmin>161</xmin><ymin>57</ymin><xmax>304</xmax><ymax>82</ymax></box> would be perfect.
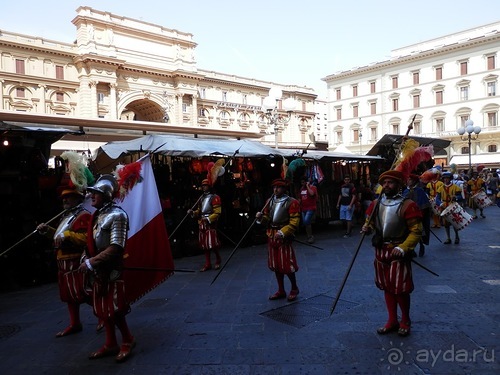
<box><xmin>1</xmin><ymin>1</ymin><xmax>500</xmax><ymax>96</ymax></box>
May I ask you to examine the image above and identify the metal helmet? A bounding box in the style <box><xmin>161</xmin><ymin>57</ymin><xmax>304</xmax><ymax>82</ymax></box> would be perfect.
<box><xmin>442</xmin><ymin>172</ymin><xmax>452</xmax><ymax>179</ymax></box>
<box><xmin>87</xmin><ymin>174</ymin><xmax>118</xmax><ymax>200</ymax></box>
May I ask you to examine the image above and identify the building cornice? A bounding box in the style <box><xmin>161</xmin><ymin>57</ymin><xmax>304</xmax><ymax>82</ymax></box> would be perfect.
<box><xmin>323</xmin><ymin>32</ymin><xmax>500</xmax><ymax>82</ymax></box>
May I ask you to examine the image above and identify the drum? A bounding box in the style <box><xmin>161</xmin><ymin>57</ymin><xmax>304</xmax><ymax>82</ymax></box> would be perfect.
<box><xmin>472</xmin><ymin>191</ymin><xmax>493</xmax><ymax>209</ymax></box>
<box><xmin>429</xmin><ymin>197</ymin><xmax>441</xmax><ymax>215</ymax></box>
<box><xmin>440</xmin><ymin>202</ymin><xmax>473</xmax><ymax>231</ymax></box>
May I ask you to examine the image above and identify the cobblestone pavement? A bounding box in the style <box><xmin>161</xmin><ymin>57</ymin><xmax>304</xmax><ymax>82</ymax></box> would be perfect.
<box><xmin>0</xmin><ymin>204</ymin><xmax>499</xmax><ymax>374</ymax></box>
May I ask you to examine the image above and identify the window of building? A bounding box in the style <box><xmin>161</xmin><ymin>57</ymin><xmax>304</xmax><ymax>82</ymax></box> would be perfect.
<box><xmin>413</xmin><ymin>121</ymin><xmax>421</xmax><ymax>134</ymax></box>
<box><xmin>336</xmin><ymin>88</ymin><xmax>341</xmax><ymax>100</ymax></box>
<box><xmin>392</xmin><ymin>76</ymin><xmax>398</xmax><ymax>89</ymax></box>
<box><xmin>97</xmin><ymin>93</ymin><xmax>105</xmax><ymax>103</ymax></box>
<box><xmin>460</xmin><ymin>86</ymin><xmax>469</xmax><ymax>101</ymax></box>
<box><xmin>353</xmin><ymin>129</ymin><xmax>360</xmax><ymax>142</ymax></box>
<box><xmin>15</xmin><ymin>59</ymin><xmax>25</xmax><ymax>74</ymax></box>
<box><xmin>413</xmin><ymin>71</ymin><xmax>420</xmax><ymax>85</ymax></box>
<box><xmin>488</xmin><ymin>144</ymin><xmax>497</xmax><ymax>153</ymax></box>
<box><xmin>182</xmin><ymin>103</ymin><xmax>188</xmax><ymax>113</ymax></box>
<box><xmin>16</xmin><ymin>87</ymin><xmax>25</xmax><ymax>98</ymax></box>
<box><xmin>370</xmin><ymin>102</ymin><xmax>376</xmax><ymax>115</ymax></box>
<box><xmin>487</xmin><ymin>55</ymin><xmax>496</xmax><ymax>70</ymax></box>
<box><xmin>352</xmin><ymin>85</ymin><xmax>358</xmax><ymax>97</ymax></box>
<box><xmin>336</xmin><ymin>131</ymin><xmax>343</xmax><ymax>143</ymax></box>
<box><xmin>435</xmin><ymin>66</ymin><xmax>443</xmax><ymax>80</ymax></box>
<box><xmin>413</xmin><ymin>94</ymin><xmax>420</xmax><ymax>108</ymax></box>
<box><xmin>55</xmin><ymin>65</ymin><xmax>64</xmax><ymax>80</ymax></box>
<box><xmin>436</xmin><ymin>90</ymin><xmax>443</xmax><ymax>105</ymax></box>
<box><xmin>352</xmin><ymin>104</ymin><xmax>358</xmax><ymax>118</ymax></box>
<box><xmin>487</xmin><ymin>81</ymin><xmax>496</xmax><ymax>96</ymax></box>
<box><xmin>336</xmin><ymin>107</ymin><xmax>342</xmax><ymax>120</ymax></box>
<box><xmin>370</xmin><ymin>127</ymin><xmax>377</xmax><ymax>141</ymax></box>
<box><xmin>436</xmin><ymin>118</ymin><xmax>444</xmax><ymax>132</ymax></box>
<box><xmin>392</xmin><ymin>124</ymin><xmax>400</xmax><ymax>134</ymax></box>
<box><xmin>487</xmin><ymin>112</ymin><xmax>497</xmax><ymax>127</ymax></box>
<box><xmin>370</xmin><ymin>81</ymin><xmax>376</xmax><ymax>93</ymax></box>
<box><xmin>460</xmin><ymin>61</ymin><xmax>468</xmax><ymax>75</ymax></box>
<box><xmin>56</xmin><ymin>92</ymin><xmax>64</xmax><ymax>102</ymax></box>
<box><xmin>242</xmin><ymin>94</ymin><xmax>247</xmax><ymax>105</ymax></box>
<box><xmin>460</xmin><ymin>115</ymin><xmax>470</xmax><ymax>127</ymax></box>
<box><xmin>222</xmin><ymin>91</ymin><xmax>227</xmax><ymax>101</ymax></box>
<box><xmin>392</xmin><ymin>98</ymin><xmax>399</xmax><ymax>111</ymax></box>
<box><xmin>199</xmin><ymin>88</ymin><xmax>206</xmax><ymax>99</ymax></box>
<box><xmin>461</xmin><ymin>146</ymin><xmax>469</xmax><ymax>154</ymax></box>
<box><xmin>199</xmin><ymin>108</ymin><xmax>207</xmax><ymax>117</ymax></box>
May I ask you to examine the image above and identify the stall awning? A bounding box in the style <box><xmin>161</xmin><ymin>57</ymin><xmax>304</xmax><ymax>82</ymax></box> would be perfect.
<box><xmin>0</xmin><ymin>121</ymin><xmax>78</xmax><ymax>144</ymax></box>
<box><xmin>95</xmin><ymin>135</ymin><xmax>280</xmax><ymax>160</ymax></box>
<box><xmin>367</xmin><ymin>134</ymin><xmax>451</xmax><ymax>157</ymax></box>
<box><xmin>449</xmin><ymin>154</ymin><xmax>500</xmax><ymax>166</ymax></box>
<box><xmin>278</xmin><ymin>149</ymin><xmax>384</xmax><ymax>162</ymax></box>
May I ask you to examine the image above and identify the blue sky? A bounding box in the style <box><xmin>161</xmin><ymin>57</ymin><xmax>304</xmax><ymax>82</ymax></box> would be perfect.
<box><xmin>1</xmin><ymin>1</ymin><xmax>499</xmax><ymax>96</ymax></box>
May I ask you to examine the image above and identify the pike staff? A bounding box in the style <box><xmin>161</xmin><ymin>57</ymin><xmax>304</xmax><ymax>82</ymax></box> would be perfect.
<box><xmin>0</xmin><ymin>209</ymin><xmax>68</xmax><ymax>258</ymax></box>
<box><xmin>330</xmin><ymin>115</ymin><xmax>417</xmax><ymax>316</ymax></box>
<box><xmin>169</xmin><ymin>146</ymin><xmax>241</xmax><ymax>240</ymax></box>
<box><xmin>210</xmin><ymin>197</ymin><xmax>272</xmax><ymax>285</ymax></box>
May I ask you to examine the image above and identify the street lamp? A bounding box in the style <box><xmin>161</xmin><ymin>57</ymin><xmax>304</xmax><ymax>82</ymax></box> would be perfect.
<box><xmin>261</xmin><ymin>87</ymin><xmax>297</xmax><ymax>149</ymax></box>
<box><xmin>359</xmin><ymin>130</ymin><xmax>363</xmax><ymax>155</ymax></box>
<box><xmin>457</xmin><ymin>119</ymin><xmax>481</xmax><ymax>176</ymax></box>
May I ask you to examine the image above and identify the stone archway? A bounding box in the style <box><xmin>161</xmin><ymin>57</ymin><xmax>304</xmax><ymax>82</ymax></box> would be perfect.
<box><xmin>120</xmin><ymin>98</ymin><xmax>165</xmax><ymax>122</ymax></box>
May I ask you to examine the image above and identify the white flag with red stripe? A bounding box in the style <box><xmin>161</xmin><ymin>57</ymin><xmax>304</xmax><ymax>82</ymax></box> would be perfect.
<box><xmin>119</xmin><ymin>155</ymin><xmax>174</xmax><ymax>304</ymax></box>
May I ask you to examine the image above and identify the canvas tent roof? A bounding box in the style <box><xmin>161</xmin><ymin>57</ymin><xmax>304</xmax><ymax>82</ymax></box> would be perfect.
<box><xmin>95</xmin><ymin>135</ymin><xmax>281</xmax><ymax>160</ymax></box>
<box><xmin>366</xmin><ymin>134</ymin><xmax>451</xmax><ymax>157</ymax></box>
<box><xmin>275</xmin><ymin>149</ymin><xmax>383</xmax><ymax>162</ymax></box>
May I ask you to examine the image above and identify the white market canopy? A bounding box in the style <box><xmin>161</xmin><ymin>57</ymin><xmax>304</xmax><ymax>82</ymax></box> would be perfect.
<box><xmin>95</xmin><ymin>135</ymin><xmax>281</xmax><ymax>160</ymax></box>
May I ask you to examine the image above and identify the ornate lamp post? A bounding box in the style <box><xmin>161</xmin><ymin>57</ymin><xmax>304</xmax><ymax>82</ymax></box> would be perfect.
<box><xmin>359</xmin><ymin>130</ymin><xmax>363</xmax><ymax>155</ymax></box>
<box><xmin>457</xmin><ymin>119</ymin><xmax>481</xmax><ymax>176</ymax></box>
<box><xmin>261</xmin><ymin>87</ymin><xmax>297</xmax><ymax>149</ymax></box>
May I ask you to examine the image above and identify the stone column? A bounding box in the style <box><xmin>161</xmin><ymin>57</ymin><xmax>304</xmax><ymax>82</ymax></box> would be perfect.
<box><xmin>109</xmin><ymin>83</ymin><xmax>118</xmax><ymax>119</ymax></box>
<box><xmin>0</xmin><ymin>80</ymin><xmax>4</xmax><ymax>110</ymax></box>
<box><xmin>89</xmin><ymin>80</ymin><xmax>98</xmax><ymax>118</ymax></box>
<box><xmin>38</xmin><ymin>84</ymin><xmax>46</xmax><ymax>113</ymax></box>
<box><xmin>177</xmin><ymin>93</ymin><xmax>184</xmax><ymax>125</ymax></box>
<box><xmin>191</xmin><ymin>94</ymin><xmax>197</xmax><ymax>126</ymax></box>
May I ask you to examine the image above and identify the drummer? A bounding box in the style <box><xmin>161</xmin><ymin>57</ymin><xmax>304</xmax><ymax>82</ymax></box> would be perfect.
<box><xmin>466</xmin><ymin>171</ymin><xmax>486</xmax><ymax>219</ymax></box>
<box><xmin>436</xmin><ymin>172</ymin><xmax>464</xmax><ymax>244</ymax></box>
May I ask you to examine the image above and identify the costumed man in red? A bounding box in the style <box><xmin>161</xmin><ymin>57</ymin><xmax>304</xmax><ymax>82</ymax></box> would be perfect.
<box><xmin>256</xmin><ymin>179</ymin><xmax>301</xmax><ymax>302</ymax></box>
<box><xmin>425</xmin><ymin>170</ymin><xmax>444</xmax><ymax>228</ymax></box>
<box><xmin>79</xmin><ymin>174</ymin><xmax>135</xmax><ymax>363</ymax></box>
<box><xmin>188</xmin><ymin>179</ymin><xmax>222</xmax><ymax>272</ymax></box>
<box><xmin>361</xmin><ymin>170</ymin><xmax>422</xmax><ymax>337</ymax></box>
<box><xmin>467</xmin><ymin>171</ymin><xmax>486</xmax><ymax>219</ymax></box>
<box><xmin>436</xmin><ymin>172</ymin><xmax>464</xmax><ymax>244</ymax></box>
<box><xmin>37</xmin><ymin>153</ymin><xmax>93</xmax><ymax>337</ymax></box>
<box><xmin>403</xmin><ymin>174</ymin><xmax>430</xmax><ymax>257</ymax></box>
<box><xmin>299</xmin><ymin>176</ymin><xmax>318</xmax><ymax>244</ymax></box>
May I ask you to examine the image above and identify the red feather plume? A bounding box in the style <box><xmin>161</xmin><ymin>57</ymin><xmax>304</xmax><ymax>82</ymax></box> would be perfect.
<box><xmin>114</xmin><ymin>161</ymin><xmax>143</xmax><ymax>201</ymax></box>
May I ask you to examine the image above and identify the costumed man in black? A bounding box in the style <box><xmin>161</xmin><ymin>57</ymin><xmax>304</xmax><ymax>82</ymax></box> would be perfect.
<box><xmin>256</xmin><ymin>179</ymin><xmax>301</xmax><ymax>302</ymax></box>
<box><xmin>79</xmin><ymin>175</ymin><xmax>135</xmax><ymax>363</ymax></box>
<box><xmin>188</xmin><ymin>179</ymin><xmax>222</xmax><ymax>271</ymax></box>
<box><xmin>361</xmin><ymin>170</ymin><xmax>423</xmax><ymax>337</ymax></box>
<box><xmin>403</xmin><ymin>174</ymin><xmax>430</xmax><ymax>257</ymax></box>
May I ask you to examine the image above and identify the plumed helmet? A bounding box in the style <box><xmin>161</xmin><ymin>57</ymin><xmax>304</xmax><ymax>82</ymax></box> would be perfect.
<box><xmin>87</xmin><ymin>174</ymin><xmax>118</xmax><ymax>200</ymax></box>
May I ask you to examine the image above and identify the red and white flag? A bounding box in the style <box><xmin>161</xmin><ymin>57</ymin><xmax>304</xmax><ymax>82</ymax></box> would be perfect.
<box><xmin>119</xmin><ymin>155</ymin><xmax>174</xmax><ymax>304</ymax></box>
